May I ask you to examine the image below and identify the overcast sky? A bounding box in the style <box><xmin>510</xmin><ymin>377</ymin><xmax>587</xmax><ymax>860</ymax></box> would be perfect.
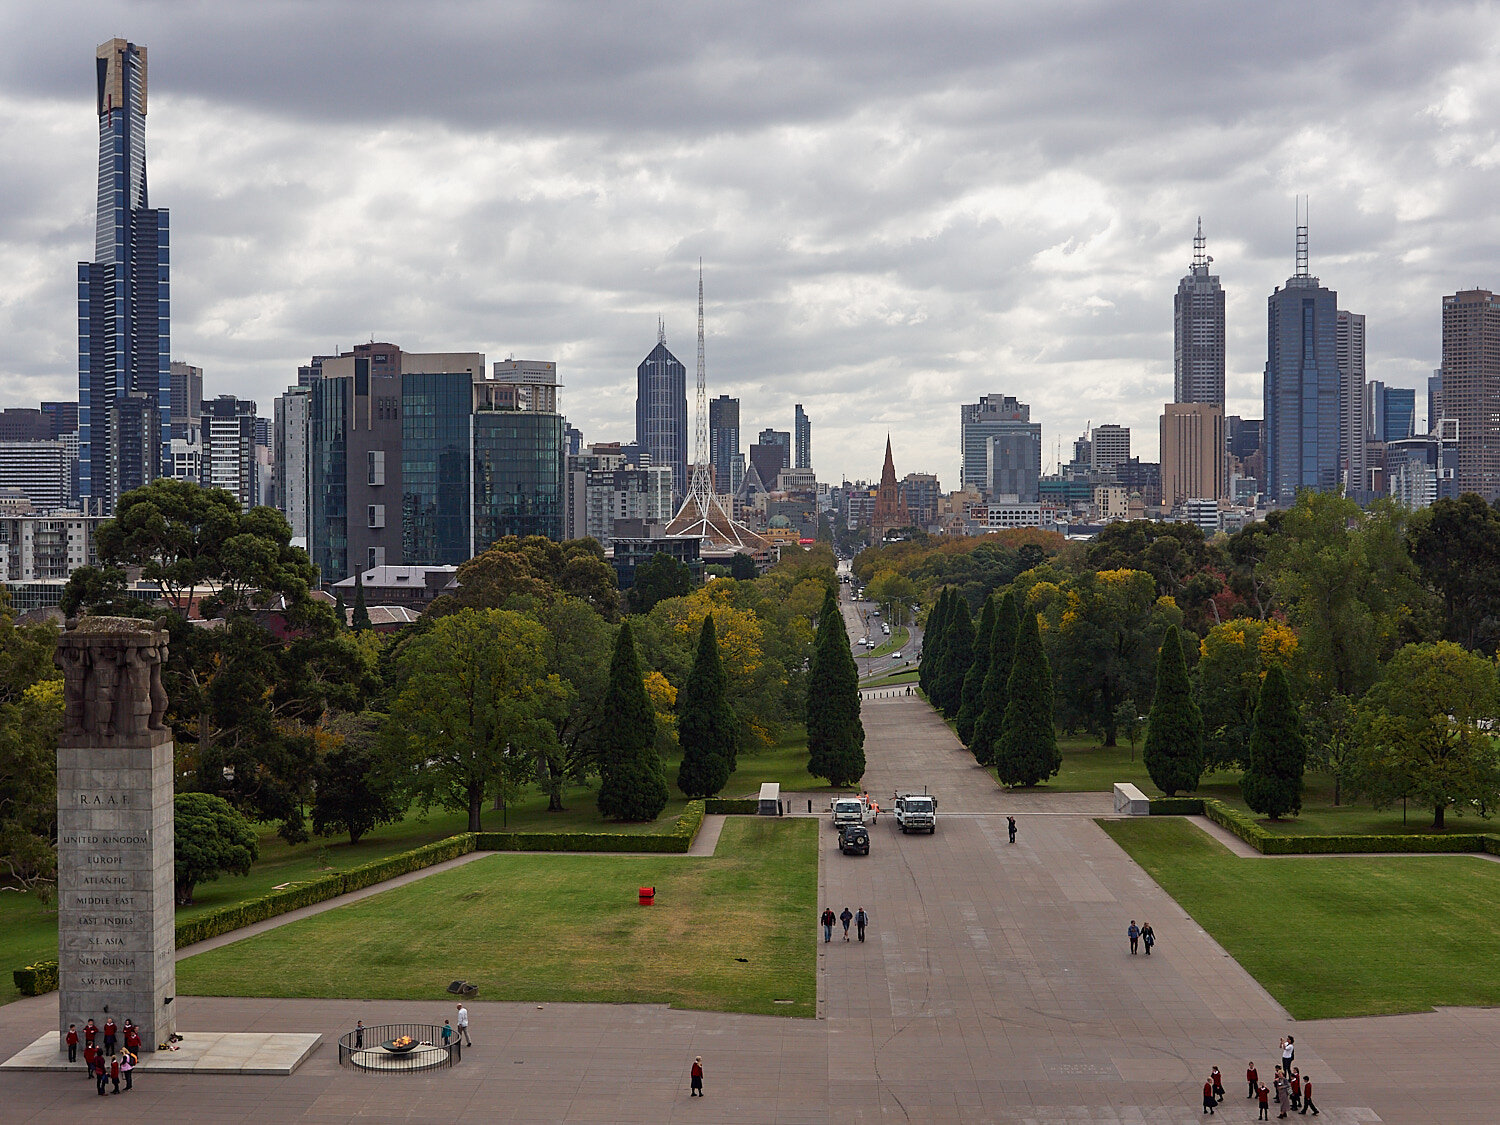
<box><xmin>3</xmin><ymin>1</ymin><xmax>1499</xmax><ymax>484</ymax></box>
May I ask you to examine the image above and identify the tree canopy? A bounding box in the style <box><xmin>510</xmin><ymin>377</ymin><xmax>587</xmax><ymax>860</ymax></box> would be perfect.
<box><xmin>1143</xmin><ymin>627</ymin><xmax>1204</xmax><ymax>796</ymax></box>
<box><xmin>596</xmin><ymin>621</ymin><xmax>669</xmax><ymax>820</ymax></box>
<box><xmin>676</xmin><ymin>615</ymin><xmax>737</xmax><ymax>797</ymax></box>
<box><xmin>807</xmin><ymin>588</ymin><xmax>865</xmax><ymax>787</ymax></box>
<box><xmin>174</xmin><ymin>791</ymin><xmax>259</xmax><ymax>905</ymax></box>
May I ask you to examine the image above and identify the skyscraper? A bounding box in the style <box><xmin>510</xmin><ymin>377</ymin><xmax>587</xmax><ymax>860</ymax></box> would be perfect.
<box><xmin>750</xmin><ymin>430</ymin><xmax>791</xmax><ymax>492</ymax></box>
<box><xmin>472</xmin><ymin>360</ymin><xmax>565</xmax><ymax>548</ymax></box>
<box><xmin>169</xmin><ymin>362</ymin><xmax>203</xmax><ymax>441</ymax></box>
<box><xmin>794</xmin><ymin>404</ymin><xmax>811</xmax><ymax>470</ymax></box>
<box><xmin>708</xmin><ymin>394</ymin><xmax>741</xmax><ymax>495</ymax></box>
<box><xmin>1442</xmin><ymin>289</ymin><xmax>1500</xmax><ymax>500</ymax></box>
<box><xmin>1160</xmin><ymin>404</ymin><xmax>1226</xmax><ymax>508</ymax></box>
<box><xmin>1264</xmin><ymin>219</ymin><xmax>1341</xmax><ymax>505</ymax></box>
<box><xmin>1369</xmin><ymin>382</ymin><xmax>1416</xmax><ymax>444</ymax></box>
<box><xmin>78</xmin><ymin>39</ymin><xmax>171</xmax><ymax>514</ymax></box>
<box><xmin>636</xmin><ymin>327</ymin><xmax>688</xmax><ymax>502</ymax></box>
<box><xmin>202</xmin><ymin>394</ymin><xmax>258</xmax><ymax>510</ymax></box>
<box><xmin>1336</xmin><ymin>310</ymin><xmax>1367</xmax><ymax>492</ymax></box>
<box><xmin>1428</xmin><ymin>369</ymin><xmax>1444</xmax><ymax>435</ymax></box>
<box><xmin>1089</xmin><ymin>424</ymin><xmax>1130</xmax><ymax>473</ymax></box>
<box><xmin>960</xmin><ymin>395</ymin><xmax>1041</xmax><ymax>501</ymax></box>
<box><xmin>1174</xmin><ymin>219</ymin><xmax>1225</xmax><ymax>405</ymax></box>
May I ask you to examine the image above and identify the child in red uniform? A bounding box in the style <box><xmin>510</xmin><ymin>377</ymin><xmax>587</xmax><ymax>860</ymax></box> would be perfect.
<box><xmin>1211</xmin><ymin>1066</ymin><xmax>1225</xmax><ymax>1103</ymax></box>
<box><xmin>1300</xmin><ymin>1074</ymin><xmax>1319</xmax><ymax>1116</ymax></box>
<box><xmin>83</xmin><ymin>1019</ymin><xmax>98</xmax><ymax>1049</ymax></box>
<box><xmin>65</xmin><ymin>1024</ymin><xmax>78</xmax><ymax>1063</ymax></box>
<box><xmin>1202</xmin><ymin>1077</ymin><xmax>1217</xmax><ymax>1114</ymax></box>
<box><xmin>83</xmin><ymin>1043</ymin><xmax>97</xmax><ymax>1079</ymax></box>
<box><xmin>1247</xmin><ymin>1062</ymin><xmax>1258</xmax><ymax>1098</ymax></box>
<box><xmin>1257</xmin><ymin>1082</ymin><xmax>1271</xmax><ymax>1120</ymax></box>
<box><xmin>102</xmin><ymin>1016</ymin><xmax>117</xmax><ymax>1057</ymax></box>
<box><xmin>109</xmin><ymin>1054</ymin><xmax>120</xmax><ymax>1094</ymax></box>
<box><xmin>1290</xmin><ymin>1069</ymin><xmax>1302</xmax><ymax>1110</ymax></box>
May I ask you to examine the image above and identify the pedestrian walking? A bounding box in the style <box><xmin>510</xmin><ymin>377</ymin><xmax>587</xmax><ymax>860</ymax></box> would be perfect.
<box><xmin>1210</xmin><ymin>1065</ymin><xmax>1224</xmax><ymax>1103</ymax></box>
<box><xmin>456</xmin><ymin>1004</ymin><xmax>472</xmax><ymax>1046</ymax></box>
<box><xmin>1257</xmin><ymin>1082</ymin><xmax>1271</xmax><ymax>1120</ymax></box>
<box><xmin>1007</xmin><ymin>816</ymin><xmax>1017</xmax><ymax>843</ymax></box>
<box><xmin>1246</xmin><ymin>1061</ymin><xmax>1259</xmax><ymax>1099</ymax></box>
<box><xmin>120</xmin><ymin>1048</ymin><xmax>134</xmax><ymax>1091</ymax></box>
<box><xmin>1142</xmin><ymin>922</ymin><xmax>1156</xmax><ymax>955</ymax></box>
<box><xmin>855</xmin><ymin>907</ymin><xmax>868</xmax><ymax>942</ymax></box>
<box><xmin>1202</xmin><ymin>1076</ymin><xmax>1216</xmax><ymax>1114</ymax></box>
<box><xmin>1127</xmin><ymin>920</ymin><xmax>1140</xmax><ymax>954</ymax></box>
<box><xmin>821</xmin><ymin>906</ymin><xmax>836</xmax><ymax>943</ymax></box>
<box><xmin>839</xmin><ymin>907</ymin><xmax>853</xmax><ymax>941</ymax></box>
<box><xmin>93</xmin><ymin>1054</ymin><xmax>108</xmax><ymax>1097</ymax></box>
<box><xmin>1299</xmin><ymin>1074</ymin><xmax>1319</xmax><ymax>1116</ymax></box>
<box><xmin>65</xmin><ymin>1024</ymin><xmax>78</xmax><ymax>1063</ymax></box>
<box><xmin>690</xmin><ymin>1055</ymin><xmax>704</xmax><ymax>1096</ymax></box>
<box><xmin>109</xmin><ymin>1054</ymin><xmax>120</xmax><ymax>1094</ymax></box>
<box><xmin>353</xmin><ymin>1020</ymin><xmax>364</xmax><ymax>1049</ymax></box>
<box><xmin>102</xmin><ymin>1016</ymin><xmax>117</xmax><ymax>1056</ymax></box>
<box><xmin>1290</xmin><ymin>1068</ymin><xmax>1302</xmax><ymax>1111</ymax></box>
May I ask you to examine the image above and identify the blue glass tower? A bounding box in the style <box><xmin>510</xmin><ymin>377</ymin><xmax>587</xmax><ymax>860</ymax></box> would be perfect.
<box><xmin>635</xmin><ymin>327</ymin><xmax>688</xmax><ymax>502</ymax></box>
<box><xmin>78</xmin><ymin>39</ymin><xmax>171</xmax><ymax>514</ymax></box>
<box><xmin>1264</xmin><ymin>223</ymin><xmax>1340</xmax><ymax>506</ymax></box>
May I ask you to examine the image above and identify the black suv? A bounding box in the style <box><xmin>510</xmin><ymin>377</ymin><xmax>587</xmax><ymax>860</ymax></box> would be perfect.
<box><xmin>838</xmin><ymin>824</ymin><xmax>870</xmax><ymax>855</ymax></box>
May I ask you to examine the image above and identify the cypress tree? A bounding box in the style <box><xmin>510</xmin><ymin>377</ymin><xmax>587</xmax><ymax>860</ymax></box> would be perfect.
<box><xmin>936</xmin><ymin>598</ymin><xmax>974</xmax><ymax>717</ymax></box>
<box><xmin>1240</xmin><ymin>663</ymin><xmax>1305</xmax><ymax>819</ymax></box>
<box><xmin>956</xmin><ymin>595</ymin><xmax>997</xmax><ymax>745</ymax></box>
<box><xmin>352</xmin><ymin>571</ymin><xmax>372</xmax><ymax>632</ymax></box>
<box><xmin>971</xmin><ymin>589</ymin><xmax>1019</xmax><ymax>765</ymax></box>
<box><xmin>919</xmin><ymin>589</ymin><xmax>950</xmax><ymax>697</ymax></box>
<box><xmin>1143</xmin><ymin>627</ymin><xmax>1204</xmax><ymax>796</ymax></box>
<box><xmin>807</xmin><ymin>588</ymin><xmax>865</xmax><ymax>787</ymax></box>
<box><xmin>333</xmin><ymin>590</ymin><xmax>347</xmax><ymax>628</ymax></box>
<box><xmin>597</xmin><ymin>622</ymin><xmax>669</xmax><ymax>821</ymax></box>
<box><xmin>993</xmin><ymin>607</ymin><xmax>1061</xmax><ymax>787</ymax></box>
<box><xmin>676</xmin><ymin>615</ymin><xmax>736</xmax><ymax>797</ymax></box>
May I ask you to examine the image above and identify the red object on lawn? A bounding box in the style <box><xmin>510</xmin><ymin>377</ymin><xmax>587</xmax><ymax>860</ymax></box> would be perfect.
<box><xmin>638</xmin><ymin>886</ymin><xmax>655</xmax><ymax>905</ymax></box>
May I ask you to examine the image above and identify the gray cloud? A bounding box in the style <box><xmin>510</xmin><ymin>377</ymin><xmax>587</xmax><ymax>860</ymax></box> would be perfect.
<box><xmin>1</xmin><ymin>0</ymin><xmax>1498</xmax><ymax>485</ymax></box>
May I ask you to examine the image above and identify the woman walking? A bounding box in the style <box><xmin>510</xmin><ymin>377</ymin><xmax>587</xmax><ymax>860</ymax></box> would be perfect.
<box><xmin>689</xmin><ymin>1056</ymin><xmax>704</xmax><ymax>1097</ymax></box>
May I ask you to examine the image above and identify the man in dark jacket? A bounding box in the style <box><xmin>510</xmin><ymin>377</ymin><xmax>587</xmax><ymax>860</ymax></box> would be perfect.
<box><xmin>839</xmin><ymin>907</ymin><xmax>853</xmax><ymax>941</ymax></box>
<box><xmin>821</xmin><ymin>907</ymin><xmax>836</xmax><ymax>943</ymax></box>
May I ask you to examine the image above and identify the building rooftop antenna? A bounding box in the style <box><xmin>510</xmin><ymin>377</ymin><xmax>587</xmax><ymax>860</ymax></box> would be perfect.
<box><xmin>1295</xmin><ymin>196</ymin><xmax>1309</xmax><ymax>278</ymax></box>
<box><xmin>657</xmin><ymin>316</ymin><xmax>665</xmax><ymax>346</ymax></box>
<box><xmin>1192</xmin><ymin>216</ymin><xmax>1206</xmax><ymax>269</ymax></box>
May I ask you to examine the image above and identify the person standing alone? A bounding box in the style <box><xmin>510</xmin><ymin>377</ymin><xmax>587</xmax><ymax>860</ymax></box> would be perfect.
<box><xmin>456</xmin><ymin>1003</ymin><xmax>471</xmax><ymax>1047</ymax></box>
<box><xmin>689</xmin><ymin>1056</ymin><xmax>704</xmax><ymax>1096</ymax></box>
<box><xmin>65</xmin><ymin>1024</ymin><xmax>78</xmax><ymax>1063</ymax></box>
<box><xmin>1246</xmin><ymin>1061</ymin><xmax>1259</xmax><ymax>1099</ymax></box>
<box><xmin>1007</xmin><ymin>816</ymin><xmax>1017</xmax><ymax>843</ymax></box>
<box><xmin>855</xmin><ymin>907</ymin><xmax>868</xmax><ymax>942</ymax></box>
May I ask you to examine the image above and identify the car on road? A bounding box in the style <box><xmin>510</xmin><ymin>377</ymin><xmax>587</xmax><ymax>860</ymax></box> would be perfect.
<box><xmin>838</xmin><ymin>824</ymin><xmax>870</xmax><ymax>855</ymax></box>
<box><xmin>891</xmin><ymin>651</ymin><xmax>902</xmax><ymax>659</ymax></box>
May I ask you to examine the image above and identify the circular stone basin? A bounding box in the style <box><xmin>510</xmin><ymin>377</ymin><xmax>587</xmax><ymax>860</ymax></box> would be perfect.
<box><xmin>382</xmin><ymin>1038</ymin><xmax>421</xmax><ymax>1054</ymax></box>
<box><xmin>350</xmin><ymin>1045</ymin><xmax>450</xmax><ymax>1072</ymax></box>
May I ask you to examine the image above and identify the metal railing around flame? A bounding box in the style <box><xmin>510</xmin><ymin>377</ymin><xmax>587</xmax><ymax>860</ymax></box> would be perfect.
<box><xmin>338</xmin><ymin>1022</ymin><xmax>462</xmax><ymax>1073</ymax></box>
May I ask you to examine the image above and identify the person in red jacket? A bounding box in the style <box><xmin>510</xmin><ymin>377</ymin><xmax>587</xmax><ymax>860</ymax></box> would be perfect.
<box><xmin>109</xmin><ymin>1054</ymin><xmax>120</xmax><ymax>1094</ymax></box>
<box><xmin>123</xmin><ymin>1019</ymin><xmax>141</xmax><ymax>1053</ymax></box>
<box><xmin>65</xmin><ymin>1024</ymin><xmax>78</xmax><ymax>1063</ymax></box>
<box><xmin>102</xmin><ymin>1016</ymin><xmax>117</xmax><ymax>1056</ymax></box>
<box><xmin>1247</xmin><ymin>1061</ymin><xmax>1259</xmax><ymax>1099</ymax></box>
<box><xmin>1299</xmin><ymin>1074</ymin><xmax>1319</xmax><ymax>1116</ymax></box>
<box><xmin>83</xmin><ymin>1019</ymin><xmax>98</xmax><ymax>1048</ymax></box>
<box><xmin>83</xmin><ymin>1042</ymin><xmax>97</xmax><ymax>1079</ymax></box>
<box><xmin>1257</xmin><ymin>1082</ymin><xmax>1271</xmax><ymax>1120</ymax></box>
<box><xmin>689</xmin><ymin>1055</ymin><xmax>704</xmax><ymax>1097</ymax></box>
<box><xmin>1211</xmin><ymin>1065</ymin><xmax>1225</xmax><ymax>1103</ymax></box>
<box><xmin>1290</xmin><ymin>1069</ymin><xmax>1302</xmax><ymax>1110</ymax></box>
<box><xmin>1202</xmin><ymin>1076</ymin><xmax>1217</xmax><ymax>1114</ymax></box>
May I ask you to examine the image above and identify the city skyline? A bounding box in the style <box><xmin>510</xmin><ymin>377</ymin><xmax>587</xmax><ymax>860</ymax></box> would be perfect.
<box><xmin>3</xmin><ymin>5</ymin><xmax>1499</xmax><ymax>485</ymax></box>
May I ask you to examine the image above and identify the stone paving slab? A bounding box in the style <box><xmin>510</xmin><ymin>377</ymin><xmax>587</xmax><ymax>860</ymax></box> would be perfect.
<box><xmin>2</xmin><ymin>1030</ymin><xmax>321</xmax><ymax>1075</ymax></box>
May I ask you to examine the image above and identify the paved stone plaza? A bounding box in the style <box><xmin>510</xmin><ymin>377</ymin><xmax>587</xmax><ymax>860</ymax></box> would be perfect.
<box><xmin>3</xmin><ymin>691</ymin><xmax>1499</xmax><ymax>1121</ymax></box>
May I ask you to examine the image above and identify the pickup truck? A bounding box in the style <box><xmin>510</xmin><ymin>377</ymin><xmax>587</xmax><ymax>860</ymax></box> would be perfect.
<box><xmin>893</xmin><ymin>791</ymin><xmax>937</xmax><ymax>834</ymax></box>
<box><xmin>829</xmin><ymin>795</ymin><xmax>868</xmax><ymax>832</ymax></box>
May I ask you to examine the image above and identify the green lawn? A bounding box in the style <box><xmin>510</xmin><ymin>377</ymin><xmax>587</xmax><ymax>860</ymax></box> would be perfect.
<box><xmin>860</xmin><ymin>669</ymin><xmax>919</xmax><ymax>688</ymax></box>
<box><xmin>1098</xmin><ymin>817</ymin><xmax>1500</xmax><ymax>1018</ymax></box>
<box><xmin>178</xmin><ymin>816</ymin><xmax>817</xmax><ymax>1017</ymax></box>
<box><xmin>860</xmin><ymin>626</ymin><xmax>909</xmax><ymax>660</ymax></box>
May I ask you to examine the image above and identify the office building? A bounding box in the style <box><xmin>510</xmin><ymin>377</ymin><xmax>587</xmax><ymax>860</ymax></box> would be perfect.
<box><xmin>1161</xmin><ymin>403</ymin><xmax>1226</xmax><ymax>508</ymax></box>
<box><xmin>0</xmin><ymin>513</ymin><xmax>103</xmax><ymax>581</ymax></box>
<box><xmin>169</xmin><ymin>362</ymin><xmax>203</xmax><ymax>441</ymax></box>
<box><xmin>900</xmin><ymin>473</ymin><xmax>942</xmax><ymax>528</ymax></box>
<box><xmin>583</xmin><ymin>466</ymin><xmax>674</xmax><ymax>545</ymax></box>
<box><xmin>1089</xmin><ymin>424</ymin><xmax>1130</xmax><ymax>473</ymax></box>
<box><xmin>78</xmin><ymin>40</ymin><xmax>171</xmax><ymax>514</ymax></box>
<box><xmin>1174</xmin><ymin>219</ymin><xmax>1226</xmax><ymax>405</ymax></box>
<box><xmin>636</xmin><ymin>329</ymin><xmax>688</xmax><ymax>501</ymax></box>
<box><xmin>0</xmin><ymin>410</ymin><xmax>53</xmax><ymax>442</ymax></box>
<box><xmin>1114</xmin><ymin>457</ymin><xmax>1163</xmax><ymax>508</ymax></box>
<box><xmin>201</xmin><ymin>395</ymin><xmax>258</xmax><ymax>509</ymax></box>
<box><xmin>750</xmin><ymin>430</ymin><xmax>791</xmax><ymax>495</ymax></box>
<box><xmin>794</xmin><ymin>404</ymin><xmax>811</xmax><ymax>470</ymax></box>
<box><xmin>41</xmin><ymin>402</ymin><xmax>79</xmax><ymax>438</ymax></box>
<box><xmin>1386</xmin><ymin>421</ymin><xmax>1459</xmax><ymax>510</ymax></box>
<box><xmin>472</xmin><ymin>360</ymin><xmax>565</xmax><ymax>549</ymax></box>
<box><xmin>709</xmin><ymin>395</ymin><xmax>741</xmax><ymax>495</ymax></box>
<box><xmin>1428</xmin><ymin>369</ymin><xmax>1444</xmax><ymax>435</ymax></box>
<box><xmin>273</xmin><ymin>387</ymin><xmax>311</xmax><ymax>543</ymax></box>
<box><xmin>1336</xmin><ymin>310</ymin><xmax>1367</xmax><ymax>493</ymax></box>
<box><xmin>0</xmin><ymin>441</ymin><xmax>74</xmax><ymax>511</ymax></box>
<box><xmin>1263</xmin><ymin>224</ymin><xmax>1340</xmax><ymax>505</ymax></box>
<box><xmin>960</xmin><ymin>395</ymin><xmax>1041</xmax><ymax>502</ymax></box>
<box><xmin>1442</xmin><ymin>289</ymin><xmax>1500</xmax><ymax>500</ymax></box>
<box><xmin>1368</xmin><ymin>381</ymin><xmax>1416</xmax><ymax>444</ymax></box>
<box><xmin>402</xmin><ymin>362</ymin><xmax>478</xmax><ymax>568</ymax></box>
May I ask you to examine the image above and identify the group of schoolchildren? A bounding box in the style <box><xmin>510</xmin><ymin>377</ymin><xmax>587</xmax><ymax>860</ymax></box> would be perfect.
<box><xmin>65</xmin><ymin>1017</ymin><xmax>141</xmax><ymax>1096</ymax></box>
<box><xmin>1201</xmin><ymin>1038</ymin><xmax>1319</xmax><ymax>1117</ymax></box>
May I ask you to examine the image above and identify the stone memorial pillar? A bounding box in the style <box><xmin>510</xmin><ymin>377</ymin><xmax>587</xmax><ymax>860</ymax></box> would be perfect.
<box><xmin>55</xmin><ymin>617</ymin><xmax>175</xmax><ymax>1053</ymax></box>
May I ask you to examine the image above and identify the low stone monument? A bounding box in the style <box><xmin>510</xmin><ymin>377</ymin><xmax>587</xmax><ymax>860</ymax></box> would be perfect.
<box><xmin>54</xmin><ymin>617</ymin><xmax>175</xmax><ymax>1053</ymax></box>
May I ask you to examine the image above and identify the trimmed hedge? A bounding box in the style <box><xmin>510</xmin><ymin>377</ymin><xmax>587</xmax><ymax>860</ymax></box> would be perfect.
<box><xmin>1148</xmin><ymin>797</ymin><xmax>1204</xmax><ymax>815</ymax></box>
<box><xmin>474</xmin><ymin>799</ymin><xmax>708</xmax><ymax>855</ymax></box>
<box><xmin>13</xmin><ymin>959</ymin><xmax>58</xmax><ymax>997</ymax></box>
<box><xmin>705</xmin><ymin>798</ymin><xmax>758</xmax><ymax>814</ymax></box>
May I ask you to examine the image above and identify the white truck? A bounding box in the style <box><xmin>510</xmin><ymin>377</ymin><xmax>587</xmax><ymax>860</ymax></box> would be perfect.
<box><xmin>829</xmin><ymin>795</ymin><xmax>868</xmax><ymax>832</ymax></box>
<box><xmin>893</xmin><ymin>790</ymin><xmax>937</xmax><ymax>834</ymax></box>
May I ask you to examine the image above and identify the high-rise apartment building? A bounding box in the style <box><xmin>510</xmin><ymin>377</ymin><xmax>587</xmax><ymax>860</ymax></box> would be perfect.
<box><xmin>794</xmin><ymin>404</ymin><xmax>811</xmax><ymax>470</ymax></box>
<box><xmin>1336</xmin><ymin>310</ymin><xmax>1367</xmax><ymax>493</ymax></box>
<box><xmin>1264</xmin><ymin>224</ymin><xmax>1341</xmax><ymax>505</ymax></box>
<box><xmin>960</xmin><ymin>395</ymin><xmax>1041</xmax><ymax>501</ymax></box>
<box><xmin>708</xmin><ymin>395</ymin><xmax>741</xmax><ymax>495</ymax></box>
<box><xmin>202</xmin><ymin>395</ymin><xmax>258</xmax><ymax>509</ymax></box>
<box><xmin>78</xmin><ymin>39</ymin><xmax>171</xmax><ymax>514</ymax></box>
<box><xmin>1174</xmin><ymin>219</ymin><xmax>1225</xmax><ymax>406</ymax></box>
<box><xmin>472</xmin><ymin>360</ymin><xmax>565</xmax><ymax>548</ymax></box>
<box><xmin>1160</xmin><ymin>403</ymin><xmax>1226</xmax><ymax>508</ymax></box>
<box><xmin>1089</xmin><ymin>424</ymin><xmax>1130</xmax><ymax>473</ymax></box>
<box><xmin>169</xmin><ymin>362</ymin><xmax>203</xmax><ymax>441</ymax></box>
<box><xmin>636</xmin><ymin>330</ymin><xmax>688</xmax><ymax>501</ymax></box>
<box><xmin>1428</xmin><ymin>369</ymin><xmax>1444</xmax><ymax>436</ymax></box>
<box><xmin>0</xmin><ymin>441</ymin><xmax>74</xmax><ymax>511</ymax></box>
<box><xmin>274</xmin><ymin>386</ymin><xmax>311</xmax><ymax>544</ymax></box>
<box><xmin>1442</xmin><ymin>289</ymin><xmax>1500</xmax><ymax>500</ymax></box>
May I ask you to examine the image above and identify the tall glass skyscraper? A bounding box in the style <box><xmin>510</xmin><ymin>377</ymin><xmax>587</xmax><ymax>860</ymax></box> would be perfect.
<box><xmin>402</xmin><ymin>371</ymin><xmax>473</xmax><ymax>566</ymax></box>
<box><xmin>794</xmin><ymin>404</ymin><xmax>811</xmax><ymax>469</ymax></box>
<box><xmin>636</xmin><ymin>331</ymin><xmax>688</xmax><ymax>501</ymax></box>
<box><xmin>1173</xmin><ymin>219</ymin><xmax>1225</xmax><ymax>406</ymax></box>
<box><xmin>78</xmin><ymin>39</ymin><xmax>171</xmax><ymax>514</ymax></box>
<box><xmin>1264</xmin><ymin>227</ymin><xmax>1341</xmax><ymax>506</ymax></box>
<box><xmin>709</xmin><ymin>394</ymin><xmax>741</xmax><ymax>495</ymax></box>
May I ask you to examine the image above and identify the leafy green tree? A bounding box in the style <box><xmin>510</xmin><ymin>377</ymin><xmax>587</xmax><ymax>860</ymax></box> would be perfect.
<box><xmin>429</xmin><ymin>535</ymin><xmax>621</xmax><ymax>621</ymax></box>
<box><xmin>934</xmin><ymin>598</ymin><xmax>974</xmax><ymax>717</ymax></box>
<box><xmin>807</xmin><ymin>588</ymin><xmax>865</xmax><ymax>787</ymax></box>
<box><xmin>311</xmin><ymin>712</ymin><xmax>406</xmax><ymax>844</ymax></box>
<box><xmin>919</xmin><ymin>588</ymin><xmax>952</xmax><ymax>698</ymax></box>
<box><xmin>629</xmin><ymin>552</ymin><xmax>694</xmax><ymax>613</ymax></box>
<box><xmin>1299</xmin><ymin>692</ymin><xmax>1359</xmax><ymax>807</ymax></box>
<box><xmin>532</xmin><ymin>597</ymin><xmax>614</xmax><ymax>811</ymax></box>
<box><xmin>386</xmin><ymin>609</ymin><xmax>565</xmax><ymax>830</ymax></box>
<box><xmin>1406</xmin><ymin>494</ymin><xmax>1500</xmax><ymax>650</ymax></box>
<box><xmin>596</xmin><ymin>621</ymin><xmax>669</xmax><ymax>820</ymax></box>
<box><xmin>1193</xmin><ymin>618</ymin><xmax>1300</xmax><ymax>770</ymax></box>
<box><xmin>0</xmin><ymin>678</ymin><xmax>63</xmax><ymax>899</ymax></box>
<box><xmin>730</xmin><ymin>552</ymin><xmax>758</xmax><ymax>580</ymax></box>
<box><xmin>333</xmin><ymin>590</ymin><xmax>347</xmax><ymax>628</ymax></box>
<box><xmin>174</xmin><ymin>791</ymin><xmax>259</xmax><ymax>905</ymax></box>
<box><xmin>866</xmin><ymin>569</ymin><xmax>917</xmax><ymax>626</ymax></box>
<box><xmin>676</xmin><ymin>615</ymin><xmax>737</xmax><ymax>797</ymax></box>
<box><xmin>994</xmin><ymin>608</ymin><xmax>1060</xmax><ymax>787</ymax></box>
<box><xmin>351</xmin><ymin>571</ymin><xmax>371</xmax><ymax>632</ymax></box>
<box><xmin>971</xmin><ymin>590</ymin><xmax>1019</xmax><ymax>766</ymax></box>
<box><xmin>1355</xmin><ymin>641</ymin><xmax>1500</xmax><ymax>829</ymax></box>
<box><xmin>1113</xmin><ymin>696</ymin><xmax>1144</xmax><ymax>761</ymax></box>
<box><xmin>1240</xmin><ymin>663</ymin><xmax>1306</xmax><ymax>820</ymax></box>
<box><xmin>1143</xmin><ymin>627</ymin><xmax>1204</xmax><ymax>796</ymax></box>
<box><xmin>956</xmin><ymin>596</ymin><xmax>996</xmax><ymax>745</ymax></box>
